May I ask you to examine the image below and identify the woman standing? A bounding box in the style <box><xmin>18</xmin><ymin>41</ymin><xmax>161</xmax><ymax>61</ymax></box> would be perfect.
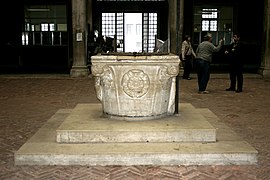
<box><xmin>181</xmin><ymin>35</ymin><xmax>196</xmax><ymax>80</ymax></box>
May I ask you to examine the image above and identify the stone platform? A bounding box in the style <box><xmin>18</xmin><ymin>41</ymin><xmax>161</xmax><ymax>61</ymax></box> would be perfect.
<box><xmin>56</xmin><ymin>103</ymin><xmax>216</xmax><ymax>143</ymax></box>
<box><xmin>14</xmin><ymin>103</ymin><xmax>258</xmax><ymax>166</ymax></box>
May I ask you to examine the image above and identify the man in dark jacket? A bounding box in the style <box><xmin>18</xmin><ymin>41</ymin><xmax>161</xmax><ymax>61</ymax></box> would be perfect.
<box><xmin>225</xmin><ymin>34</ymin><xmax>243</xmax><ymax>93</ymax></box>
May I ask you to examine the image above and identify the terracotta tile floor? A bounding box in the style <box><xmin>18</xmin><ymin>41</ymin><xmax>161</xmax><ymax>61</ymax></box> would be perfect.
<box><xmin>0</xmin><ymin>74</ymin><xmax>269</xmax><ymax>179</ymax></box>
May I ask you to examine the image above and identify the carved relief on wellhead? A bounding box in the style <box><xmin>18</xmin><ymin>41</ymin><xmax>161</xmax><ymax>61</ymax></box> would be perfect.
<box><xmin>121</xmin><ymin>69</ymin><xmax>150</xmax><ymax>98</ymax></box>
<box><xmin>158</xmin><ymin>65</ymin><xmax>178</xmax><ymax>90</ymax></box>
<box><xmin>93</xmin><ymin>65</ymin><xmax>115</xmax><ymax>101</ymax></box>
<box><xmin>166</xmin><ymin>65</ymin><xmax>179</xmax><ymax>76</ymax></box>
<box><xmin>91</xmin><ymin>64</ymin><xmax>105</xmax><ymax>76</ymax></box>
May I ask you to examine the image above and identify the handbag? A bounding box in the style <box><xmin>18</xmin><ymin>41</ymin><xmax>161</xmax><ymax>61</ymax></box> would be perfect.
<box><xmin>180</xmin><ymin>46</ymin><xmax>190</xmax><ymax>61</ymax></box>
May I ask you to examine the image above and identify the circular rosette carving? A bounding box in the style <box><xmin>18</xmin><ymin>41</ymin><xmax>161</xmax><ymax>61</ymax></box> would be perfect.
<box><xmin>122</xmin><ymin>69</ymin><xmax>150</xmax><ymax>98</ymax></box>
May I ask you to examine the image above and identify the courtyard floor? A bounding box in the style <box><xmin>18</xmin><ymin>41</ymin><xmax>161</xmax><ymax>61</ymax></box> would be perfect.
<box><xmin>0</xmin><ymin>73</ymin><xmax>269</xmax><ymax>179</ymax></box>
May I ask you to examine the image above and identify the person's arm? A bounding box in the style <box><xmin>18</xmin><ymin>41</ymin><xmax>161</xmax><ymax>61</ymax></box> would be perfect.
<box><xmin>181</xmin><ymin>41</ymin><xmax>187</xmax><ymax>60</ymax></box>
<box><xmin>195</xmin><ymin>44</ymin><xmax>199</xmax><ymax>56</ymax></box>
<box><xmin>212</xmin><ymin>39</ymin><xmax>224</xmax><ymax>52</ymax></box>
<box><xmin>191</xmin><ymin>47</ymin><xmax>196</xmax><ymax>57</ymax></box>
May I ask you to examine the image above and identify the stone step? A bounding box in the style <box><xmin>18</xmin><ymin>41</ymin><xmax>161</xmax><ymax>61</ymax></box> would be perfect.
<box><xmin>14</xmin><ymin>103</ymin><xmax>258</xmax><ymax>166</ymax></box>
<box><xmin>15</xmin><ymin>141</ymin><xmax>257</xmax><ymax>166</ymax></box>
<box><xmin>56</xmin><ymin>103</ymin><xmax>217</xmax><ymax>143</ymax></box>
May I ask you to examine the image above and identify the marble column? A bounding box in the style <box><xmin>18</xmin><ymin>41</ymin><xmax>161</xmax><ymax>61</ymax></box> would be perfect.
<box><xmin>168</xmin><ymin>0</ymin><xmax>184</xmax><ymax>55</ymax></box>
<box><xmin>261</xmin><ymin>0</ymin><xmax>270</xmax><ymax>77</ymax></box>
<box><xmin>70</xmin><ymin>0</ymin><xmax>90</xmax><ymax>77</ymax></box>
<box><xmin>168</xmin><ymin>0</ymin><xmax>176</xmax><ymax>54</ymax></box>
<box><xmin>168</xmin><ymin>0</ymin><xmax>184</xmax><ymax>113</ymax></box>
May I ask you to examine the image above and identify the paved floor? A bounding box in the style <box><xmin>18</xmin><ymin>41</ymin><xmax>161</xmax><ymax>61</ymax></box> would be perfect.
<box><xmin>0</xmin><ymin>73</ymin><xmax>269</xmax><ymax>179</ymax></box>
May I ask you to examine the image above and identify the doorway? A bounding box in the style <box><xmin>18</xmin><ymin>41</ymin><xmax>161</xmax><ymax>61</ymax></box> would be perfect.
<box><xmin>101</xmin><ymin>12</ymin><xmax>157</xmax><ymax>53</ymax></box>
<box><xmin>124</xmin><ymin>13</ymin><xmax>142</xmax><ymax>52</ymax></box>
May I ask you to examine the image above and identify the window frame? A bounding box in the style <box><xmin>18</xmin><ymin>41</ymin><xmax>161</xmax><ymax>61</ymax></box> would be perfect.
<box><xmin>22</xmin><ymin>5</ymin><xmax>67</xmax><ymax>46</ymax></box>
<box><xmin>193</xmin><ymin>6</ymin><xmax>234</xmax><ymax>45</ymax></box>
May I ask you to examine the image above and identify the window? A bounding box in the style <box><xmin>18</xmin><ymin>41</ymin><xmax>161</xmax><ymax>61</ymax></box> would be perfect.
<box><xmin>22</xmin><ymin>5</ymin><xmax>67</xmax><ymax>46</ymax></box>
<box><xmin>102</xmin><ymin>13</ymin><xmax>115</xmax><ymax>38</ymax></box>
<box><xmin>41</xmin><ymin>24</ymin><xmax>49</xmax><ymax>31</ymax></box>
<box><xmin>193</xmin><ymin>6</ymin><xmax>233</xmax><ymax>45</ymax></box>
<box><xmin>116</xmin><ymin>13</ymin><xmax>124</xmax><ymax>52</ymax></box>
<box><xmin>126</xmin><ymin>24</ymin><xmax>133</xmax><ymax>35</ymax></box>
<box><xmin>143</xmin><ymin>13</ymin><xmax>158</xmax><ymax>52</ymax></box>
<box><xmin>136</xmin><ymin>24</ymin><xmax>142</xmax><ymax>35</ymax></box>
<box><xmin>201</xmin><ymin>9</ymin><xmax>218</xmax><ymax>31</ymax></box>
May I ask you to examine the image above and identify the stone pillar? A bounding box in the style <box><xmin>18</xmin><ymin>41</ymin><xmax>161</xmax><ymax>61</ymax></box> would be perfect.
<box><xmin>168</xmin><ymin>0</ymin><xmax>184</xmax><ymax>114</ymax></box>
<box><xmin>260</xmin><ymin>0</ymin><xmax>270</xmax><ymax>78</ymax></box>
<box><xmin>168</xmin><ymin>0</ymin><xmax>184</xmax><ymax>55</ymax></box>
<box><xmin>70</xmin><ymin>0</ymin><xmax>90</xmax><ymax>77</ymax></box>
<box><xmin>168</xmin><ymin>0</ymin><xmax>177</xmax><ymax>54</ymax></box>
<box><xmin>87</xmin><ymin>0</ymin><xmax>93</xmax><ymax>33</ymax></box>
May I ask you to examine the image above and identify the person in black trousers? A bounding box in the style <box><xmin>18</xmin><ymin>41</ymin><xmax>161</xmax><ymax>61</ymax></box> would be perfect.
<box><xmin>225</xmin><ymin>34</ymin><xmax>243</xmax><ymax>93</ymax></box>
<box><xmin>181</xmin><ymin>35</ymin><xmax>196</xmax><ymax>80</ymax></box>
<box><xmin>195</xmin><ymin>33</ymin><xmax>223</xmax><ymax>94</ymax></box>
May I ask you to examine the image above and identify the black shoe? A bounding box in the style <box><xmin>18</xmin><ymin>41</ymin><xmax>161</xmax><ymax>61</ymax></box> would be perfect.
<box><xmin>226</xmin><ymin>88</ymin><xmax>235</xmax><ymax>91</ymax></box>
<box><xmin>235</xmin><ymin>89</ymin><xmax>242</xmax><ymax>93</ymax></box>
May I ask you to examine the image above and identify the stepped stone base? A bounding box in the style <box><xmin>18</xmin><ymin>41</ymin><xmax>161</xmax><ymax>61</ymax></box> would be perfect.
<box><xmin>14</xmin><ymin>103</ymin><xmax>258</xmax><ymax>166</ymax></box>
<box><xmin>56</xmin><ymin>103</ymin><xmax>216</xmax><ymax>143</ymax></box>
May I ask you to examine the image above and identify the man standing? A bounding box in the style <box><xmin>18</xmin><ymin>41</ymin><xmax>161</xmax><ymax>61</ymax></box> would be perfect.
<box><xmin>195</xmin><ymin>33</ymin><xmax>223</xmax><ymax>94</ymax></box>
<box><xmin>225</xmin><ymin>34</ymin><xmax>243</xmax><ymax>93</ymax></box>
